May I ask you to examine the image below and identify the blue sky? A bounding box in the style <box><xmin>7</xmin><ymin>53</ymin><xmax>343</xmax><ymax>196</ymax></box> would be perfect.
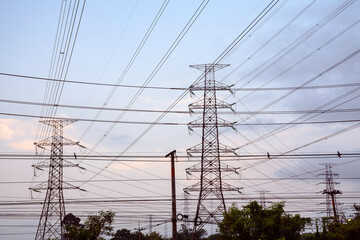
<box><xmin>1</xmin><ymin>0</ymin><xmax>360</xmax><ymax>238</ymax></box>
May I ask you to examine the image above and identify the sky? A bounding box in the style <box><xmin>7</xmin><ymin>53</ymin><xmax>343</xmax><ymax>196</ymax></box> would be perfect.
<box><xmin>0</xmin><ymin>0</ymin><xmax>360</xmax><ymax>238</ymax></box>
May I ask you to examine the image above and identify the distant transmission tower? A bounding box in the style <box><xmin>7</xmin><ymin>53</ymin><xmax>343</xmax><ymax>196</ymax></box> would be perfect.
<box><xmin>319</xmin><ymin>163</ymin><xmax>342</xmax><ymax>222</ymax></box>
<box><xmin>259</xmin><ymin>191</ymin><xmax>268</xmax><ymax>209</ymax></box>
<box><xmin>184</xmin><ymin>64</ymin><xmax>240</xmax><ymax>235</ymax></box>
<box><xmin>149</xmin><ymin>215</ymin><xmax>153</xmax><ymax>234</ymax></box>
<box><xmin>30</xmin><ymin>119</ymin><xmax>83</xmax><ymax>240</ymax></box>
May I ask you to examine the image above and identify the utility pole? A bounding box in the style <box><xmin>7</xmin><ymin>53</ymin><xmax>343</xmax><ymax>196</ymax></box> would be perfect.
<box><xmin>30</xmin><ymin>119</ymin><xmax>83</xmax><ymax>240</ymax></box>
<box><xmin>135</xmin><ymin>221</ymin><xmax>145</xmax><ymax>240</ymax></box>
<box><xmin>184</xmin><ymin>193</ymin><xmax>189</xmax><ymax>229</ymax></box>
<box><xmin>166</xmin><ymin>150</ymin><xmax>177</xmax><ymax>240</ymax></box>
<box><xmin>319</xmin><ymin>163</ymin><xmax>342</xmax><ymax>222</ymax></box>
<box><xmin>184</xmin><ymin>64</ymin><xmax>240</xmax><ymax>236</ymax></box>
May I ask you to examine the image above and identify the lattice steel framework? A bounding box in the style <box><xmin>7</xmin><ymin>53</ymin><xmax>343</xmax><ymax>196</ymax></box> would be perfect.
<box><xmin>319</xmin><ymin>163</ymin><xmax>342</xmax><ymax>222</ymax></box>
<box><xmin>259</xmin><ymin>191</ymin><xmax>268</xmax><ymax>209</ymax></box>
<box><xmin>30</xmin><ymin>119</ymin><xmax>82</xmax><ymax>240</ymax></box>
<box><xmin>184</xmin><ymin>64</ymin><xmax>240</xmax><ymax>234</ymax></box>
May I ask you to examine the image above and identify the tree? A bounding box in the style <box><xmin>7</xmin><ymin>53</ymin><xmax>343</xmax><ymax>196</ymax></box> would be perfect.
<box><xmin>206</xmin><ymin>233</ymin><xmax>222</xmax><ymax>240</ymax></box>
<box><xmin>177</xmin><ymin>224</ymin><xmax>207</xmax><ymax>240</ymax></box>
<box><xmin>112</xmin><ymin>229</ymin><xmax>164</xmax><ymax>240</ymax></box>
<box><xmin>112</xmin><ymin>228</ymin><xmax>136</xmax><ymax>240</ymax></box>
<box><xmin>64</xmin><ymin>210</ymin><xmax>115</xmax><ymax>240</ymax></box>
<box><xmin>63</xmin><ymin>213</ymin><xmax>80</xmax><ymax>226</ymax></box>
<box><xmin>144</xmin><ymin>232</ymin><xmax>164</xmax><ymax>240</ymax></box>
<box><xmin>218</xmin><ymin>201</ymin><xmax>310</xmax><ymax>240</ymax></box>
<box><xmin>302</xmin><ymin>216</ymin><xmax>360</xmax><ymax>240</ymax></box>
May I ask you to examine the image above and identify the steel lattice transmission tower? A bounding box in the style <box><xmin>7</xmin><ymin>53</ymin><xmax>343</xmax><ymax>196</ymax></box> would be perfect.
<box><xmin>184</xmin><ymin>64</ymin><xmax>240</xmax><ymax>234</ymax></box>
<box><xmin>259</xmin><ymin>191</ymin><xmax>268</xmax><ymax>209</ymax></box>
<box><xmin>30</xmin><ymin>119</ymin><xmax>84</xmax><ymax>240</ymax></box>
<box><xmin>319</xmin><ymin>163</ymin><xmax>342</xmax><ymax>222</ymax></box>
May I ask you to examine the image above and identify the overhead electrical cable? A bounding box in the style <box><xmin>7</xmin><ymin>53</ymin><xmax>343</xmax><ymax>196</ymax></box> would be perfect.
<box><xmin>220</xmin><ymin>0</ymin><xmax>316</xmax><ymax>83</ymax></box>
<box><xmin>1</xmin><ymin>152</ymin><xmax>360</xmax><ymax>160</ymax></box>
<box><xmin>3</xmin><ymin>98</ymin><xmax>360</xmax><ymax>115</ymax></box>
<box><xmin>230</xmin><ymin>0</ymin><xmax>355</xmax><ymax>89</ymax></box>
<box><xmin>237</xmin><ymin>90</ymin><xmax>360</xmax><ymax>151</ymax></box>
<box><xmin>233</xmin><ymin>16</ymin><xmax>360</xmax><ymax>105</ymax></box>
<box><xmin>3</xmin><ymin>111</ymin><xmax>360</xmax><ymax>126</ymax></box>
<box><xmin>49</xmin><ymin>1</ymin><xmax>299</xmax><ymax>189</ymax></box>
<box><xmin>233</xmin><ymin>48</ymin><xmax>360</xmax><ymax>129</ymax></box>
<box><xmin>226</xmin><ymin>15</ymin><xmax>360</xmax><ymax>176</ymax></box>
<box><xmin>2</xmin><ymin>71</ymin><xmax>360</xmax><ymax>91</ymax></box>
<box><xmin>78</xmin><ymin>0</ymin><xmax>171</xmax><ymax>141</ymax></box>
<box><xmin>37</xmin><ymin>0</ymin><xmax>86</xmax><ymax>143</ymax></box>
<box><xmin>30</xmin><ymin>0</ymin><xmax>88</xmax><ymax>194</ymax></box>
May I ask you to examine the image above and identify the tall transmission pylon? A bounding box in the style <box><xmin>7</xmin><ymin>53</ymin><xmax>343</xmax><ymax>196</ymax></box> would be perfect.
<box><xmin>184</xmin><ymin>64</ymin><xmax>240</xmax><ymax>235</ymax></box>
<box><xmin>319</xmin><ymin>163</ymin><xmax>342</xmax><ymax>222</ymax></box>
<box><xmin>30</xmin><ymin>119</ymin><xmax>84</xmax><ymax>240</ymax></box>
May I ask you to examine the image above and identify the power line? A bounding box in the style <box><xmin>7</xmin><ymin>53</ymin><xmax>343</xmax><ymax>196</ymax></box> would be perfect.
<box><xmin>80</xmin><ymin>0</ymin><xmax>210</xmax><ymax>146</ymax></box>
<box><xmin>1</xmin><ymin>111</ymin><xmax>360</xmax><ymax>126</ymax></box>
<box><xmin>3</xmin><ymin>98</ymin><xmax>360</xmax><ymax>115</ymax></box>
<box><xmin>3</xmin><ymin>71</ymin><xmax>360</xmax><ymax>91</ymax></box>
<box><xmin>78</xmin><ymin>0</ymin><xmax>172</xmax><ymax>141</ymax></box>
<box><xmin>1</xmin><ymin>177</ymin><xmax>360</xmax><ymax>185</ymax></box>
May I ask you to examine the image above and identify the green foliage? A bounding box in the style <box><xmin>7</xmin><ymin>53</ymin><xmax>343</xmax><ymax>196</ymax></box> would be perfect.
<box><xmin>302</xmin><ymin>217</ymin><xmax>360</xmax><ymax>240</ymax></box>
<box><xmin>206</xmin><ymin>233</ymin><xmax>221</xmax><ymax>240</ymax></box>
<box><xmin>144</xmin><ymin>231</ymin><xmax>164</xmax><ymax>240</ymax></box>
<box><xmin>112</xmin><ymin>228</ymin><xmax>136</xmax><ymax>240</ymax></box>
<box><xmin>64</xmin><ymin>210</ymin><xmax>115</xmax><ymax>240</ymax></box>
<box><xmin>112</xmin><ymin>229</ymin><xmax>164</xmax><ymax>240</ymax></box>
<box><xmin>177</xmin><ymin>224</ymin><xmax>207</xmax><ymax>240</ymax></box>
<box><xmin>218</xmin><ymin>201</ymin><xmax>310</xmax><ymax>240</ymax></box>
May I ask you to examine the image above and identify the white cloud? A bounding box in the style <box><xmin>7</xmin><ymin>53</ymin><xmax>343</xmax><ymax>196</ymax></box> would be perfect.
<box><xmin>0</xmin><ymin>119</ymin><xmax>15</xmax><ymax>140</ymax></box>
<box><xmin>0</xmin><ymin>119</ymin><xmax>33</xmax><ymax>140</ymax></box>
<box><xmin>7</xmin><ymin>139</ymin><xmax>35</xmax><ymax>151</ymax></box>
<box><xmin>0</xmin><ymin>119</ymin><xmax>36</xmax><ymax>151</ymax></box>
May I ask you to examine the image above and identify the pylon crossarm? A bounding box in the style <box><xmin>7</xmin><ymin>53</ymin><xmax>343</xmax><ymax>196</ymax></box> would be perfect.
<box><xmin>63</xmin><ymin>159</ymin><xmax>80</xmax><ymax>168</ymax></box>
<box><xmin>217</xmin><ymin>117</ymin><xmax>235</xmax><ymax>127</ymax></box>
<box><xmin>189</xmin><ymin>83</ymin><xmax>232</xmax><ymax>92</ymax></box>
<box><xmin>187</xmin><ymin>144</ymin><xmax>203</xmax><ymax>155</ymax></box>
<box><xmin>221</xmin><ymin>182</ymin><xmax>241</xmax><ymax>192</ymax></box>
<box><xmin>39</xmin><ymin>119</ymin><xmax>76</xmax><ymax>127</ymax></box>
<box><xmin>186</xmin><ymin>163</ymin><xmax>201</xmax><ymax>174</ymax></box>
<box><xmin>32</xmin><ymin>160</ymin><xmax>49</xmax><ymax>170</ymax></box>
<box><xmin>218</xmin><ymin>143</ymin><xmax>237</xmax><ymax>154</ymax></box>
<box><xmin>190</xmin><ymin>63</ymin><xmax>230</xmax><ymax>71</ymax></box>
<box><xmin>219</xmin><ymin>163</ymin><xmax>240</xmax><ymax>173</ymax></box>
<box><xmin>35</xmin><ymin>137</ymin><xmax>53</xmax><ymax>148</ymax></box>
<box><xmin>189</xmin><ymin>99</ymin><xmax>234</xmax><ymax>110</ymax></box>
<box><xmin>183</xmin><ymin>182</ymin><xmax>201</xmax><ymax>192</ymax></box>
<box><xmin>62</xmin><ymin>182</ymin><xmax>80</xmax><ymax>190</ymax></box>
<box><xmin>35</xmin><ymin>137</ymin><xmax>82</xmax><ymax>147</ymax></box>
<box><xmin>188</xmin><ymin>118</ymin><xmax>234</xmax><ymax>128</ymax></box>
<box><xmin>29</xmin><ymin>182</ymin><xmax>48</xmax><ymax>191</ymax></box>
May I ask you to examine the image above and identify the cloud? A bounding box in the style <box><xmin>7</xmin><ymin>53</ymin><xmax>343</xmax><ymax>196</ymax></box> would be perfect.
<box><xmin>7</xmin><ymin>139</ymin><xmax>35</xmax><ymax>151</ymax></box>
<box><xmin>0</xmin><ymin>119</ymin><xmax>15</xmax><ymax>140</ymax></box>
<box><xmin>0</xmin><ymin>119</ymin><xmax>36</xmax><ymax>151</ymax></box>
<box><xmin>111</xmin><ymin>161</ymin><xmax>145</xmax><ymax>171</ymax></box>
<box><xmin>0</xmin><ymin>119</ymin><xmax>33</xmax><ymax>140</ymax></box>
